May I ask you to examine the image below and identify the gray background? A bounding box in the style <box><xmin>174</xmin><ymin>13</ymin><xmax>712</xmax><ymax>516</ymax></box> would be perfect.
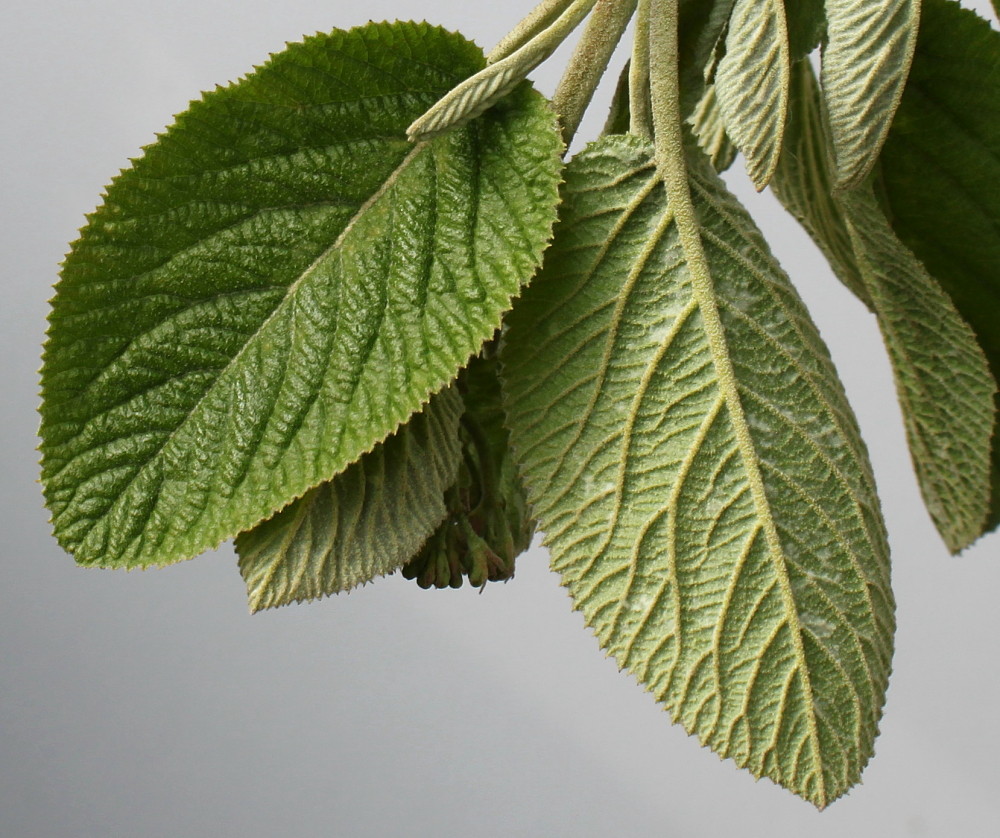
<box><xmin>3</xmin><ymin>1</ymin><xmax>999</xmax><ymax>835</ymax></box>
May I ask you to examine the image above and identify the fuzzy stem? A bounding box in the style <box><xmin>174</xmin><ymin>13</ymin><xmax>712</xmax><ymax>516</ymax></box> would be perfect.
<box><xmin>552</xmin><ymin>0</ymin><xmax>638</xmax><ymax>149</ymax></box>
<box><xmin>629</xmin><ymin>0</ymin><xmax>653</xmax><ymax>139</ymax></box>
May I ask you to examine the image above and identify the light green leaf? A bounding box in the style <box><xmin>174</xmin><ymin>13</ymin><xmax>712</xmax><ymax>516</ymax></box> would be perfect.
<box><xmin>772</xmin><ymin>60</ymin><xmax>871</xmax><ymax>307</ymax></box>
<box><xmin>39</xmin><ymin>22</ymin><xmax>563</xmax><ymax>569</ymax></box>
<box><xmin>879</xmin><ymin>0</ymin><xmax>1000</xmax><ymax>536</ymax></box>
<box><xmin>714</xmin><ymin>0</ymin><xmax>790</xmax><ymax>188</ymax></box>
<box><xmin>821</xmin><ymin>0</ymin><xmax>920</xmax><ymax>189</ymax></box>
<box><xmin>841</xmin><ymin>188</ymin><xmax>995</xmax><ymax>553</ymax></box>
<box><xmin>687</xmin><ymin>83</ymin><xmax>738</xmax><ymax>174</ymax></box>
<box><xmin>235</xmin><ymin>387</ymin><xmax>464</xmax><ymax>612</ymax></box>
<box><xmin>501</xmin><ymin>135</ymin><xmax>893</xmax><ymax>808</ymax></box>
<box><xmin>402</xmin><ymin>347</ymin><xmax>535</xmax><ymax>589</ymax></box>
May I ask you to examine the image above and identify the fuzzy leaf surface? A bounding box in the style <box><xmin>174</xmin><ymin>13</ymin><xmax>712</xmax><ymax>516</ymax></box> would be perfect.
<box><xmin>502</xmin><ymin>136</ymin><xmax>893</xmax><ymax>808</ymax></box>
<box><xmin>842</xmin><ymin>188</ymin><xmax>995</xmax><ymax>553</ymax></box>
<box><xmin>39</xmin><ymin>22</ymin><xmax>563</xmax><ymax>568</ymax></box>
<box><xmin>688</xmin><ymin>84</ymin><xmax>738</xmax><ymax>174</ymax></box>
<box><xmin>235</xmin><ymin>386</ymin><xmax>463</xmax><ymax>611</ymax></box>
<box><xmin>880</xmin><ymin>0</ymin><xmax>1000</xmax><ymax>536</ymax></box>
<box><xmin>715</xmin><ymin>0</ymin><xmax>790</xmax><ymax>188</ymax></box>
<box><xmin>821</xmin><ymin>0</ymin><xmax>920</xmax><ymax>189</ymax></box>
<box><xmin>772</xmin><ymin>61</ymin><xmax>870</xmax><ymax>307</ymax></box>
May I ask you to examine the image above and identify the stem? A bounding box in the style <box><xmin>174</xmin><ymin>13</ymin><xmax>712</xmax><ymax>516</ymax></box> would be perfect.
<box><xmin>489</xmin><ymin>0</ymin><xmax>577</xmax><ymax>63</ymax></box>
<box><xmin>647</xmin><ymin>0</ymin><xmax>688</xmax><ymax>187</ymax></box>
<box><xmin>629</xmin><ymin>0</ymin><xmax>653</xmax><ymax>139</ymax></box>
<box><xmin>552</xmin><ymin>0</ymin><xmax>638</xmax><ymax>148</ymax></box>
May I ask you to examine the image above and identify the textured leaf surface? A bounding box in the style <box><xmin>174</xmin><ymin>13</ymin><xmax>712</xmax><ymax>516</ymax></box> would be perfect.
<box><xmin>715</xmin><ymin>0</ymin><xmax>790</xmax><ymax>189</ymax></box>
<box><xmin>39</xmin><ymin>22</ymin><xmax>563</xmax><ymax>569</ymax></box>
<box><xmin>772</xmin><ymin>61</ymin><xmax>870</xmax><ymax>307</ymax></box>
<box><xmin>235</xmin><ymin>387</ymin><xmax>463</xmax><ymax>611</ymax></box>
<box><xmin>880</xmin><ymin>0</ymin><xmax>1000</xmax><ymax>536</ymax></box>
<box><xmin>688</xmin><ymin>84</ymin><xmax>738</xmax><ymax>174</ymax></box>
<box><xmin>502</xmin><ymin>135</ymin><xmax>893</xmax><ymax>807</ymax></box>
<box><xmin>821</xmin><ymin>0</ymin><xmax>920</xmax><ymax>189</ymax></box>
<box><xmin>842</xmin><ymin>188</ymin><xmax>995</xmax><ymax>553</ymax></box>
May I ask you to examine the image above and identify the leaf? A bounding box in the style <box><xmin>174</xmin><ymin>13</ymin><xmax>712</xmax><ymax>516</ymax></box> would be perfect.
<box><xmin>603</xmin><ymin>60</ymin><xmax>633</xmax><ymax>136</ymax></box>
<box><xmin>714</xmin><ymin>0</ymin><xmax>790</xmax><ymax>188</ymax></box>
<box><xmin>821</xmin><ymin>0</ymin><xmax>920</xmax><ymax>189</ymax></box>
<box><xmin>402</xmin><ymin>347</ymin><xmax>535</xmax><ymax>589</ymax></box>
<box><xmin>841</xmin><ymin>188</ymin><xmax>995</xmax><ymax>553</ymax></box>
<box><xmin>677</xmin><ymin>0</ymin><xmax>738</xmax><ymax>116</ymax></box>
<box><xmin>879</xmin><ymin>0</ymin><xmax>1000</xmax><ymax>535</ymax></box>
<box><xmin>772</xmin><ymin>60</ymin><xmax>871</xmax><ymax>308</ymax></box>
<box><xmin>235</xmin><ymin>386</ymin><xmax>464</xmax><ymax>612</ymax></box>
<box><xmin>687</xmin><ymin>83</ymin><xmax>738</xmax><ymax>174</ymax></box>
<box><xmin>785</xmin><ymin>0</ymin><xmax>826</xmax><ymax>60</ymax></box>
<box><xmin>501</xmin><ymin>135</ymin><xmax>893</xmax><ymax>808</ymax></box>
<box><xmin>39</xmin><ymin>22</ymin><xmax>563</xmax><ymax>569</ymax></box>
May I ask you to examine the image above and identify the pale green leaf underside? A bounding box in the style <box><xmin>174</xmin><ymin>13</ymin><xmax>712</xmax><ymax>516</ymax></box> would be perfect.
<box><xmin>843</xmin><ymin>188</ymin><xmax>996</xmax><ymax>552</ymax></box>
<box><xmin>772</xmin><ymin>60</ymin><xmax>871</xmax><ymax>308</ymax></box>
<box><xmin>821</xmin><ymin>0</ymin><xmax>920</xmax><ymax>189</ymax></box>
<box><xmin>39</xmin><ymin>23</ymin><xmax>562</xmax><ymax>569</ymax></box>
<box><xmin>235</xmin><ymin>386</ymin><xmax>463</xmax><ymax>611</ymax></box>
<box><xmin>714</xmin><ymin>0</ymin><xmax>790</xmax><ymax>189</ymax></box>
<box><xmin>502</xmin><ymin>135</ymin><xmax>893</xmax><ymax>807</ymax></box>
<box><xmin>688</xmin><ymin>84</ymin><xmax>738</xmax><ymax>174</ymax></box>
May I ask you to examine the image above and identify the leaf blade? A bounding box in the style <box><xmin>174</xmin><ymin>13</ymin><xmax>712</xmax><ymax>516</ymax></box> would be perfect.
<box><xmin>40</xmin><ymin>22</ymin><xmax>563</xmax><ymax>569</ymax></box>
<box><xmin>501</xmin><ymin>135</ymin><xmax>893</xmax><ymax>807</ymax></box>
<box><xmin>235</xmin><ymin>386</ymin><xmax>464</xmax><ymax>611</ymax></box>
<box><xmin>821</xmin><ymin>0</ymin><xmax>920</xmax><ymax>189</ymax></box>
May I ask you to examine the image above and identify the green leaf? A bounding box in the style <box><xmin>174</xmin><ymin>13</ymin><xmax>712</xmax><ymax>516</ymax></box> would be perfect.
<box><xmin>677</xmin><ymin>0</ymin><xmax>738</xmax><ymax>116</ymax></box>
<box><xmin>501</xmin><ymin>135</ymin><xmax>893</xmax><ymax>808</ymax></box>
<box><xmin>879</xmin><ymin>0</ymin><xmax>1000</xmax><ymax>535</ymax></box>
<box><xmin>821</xmin><ymin>0</ymin><xmax>920</xmax><ymax>189</ymax></box>
<box><xmin>39</xmin><ymin>22</ymin><xmax>563</xmax><ymax>569</ymax></box>
<box><xmin>841</xmin><ymin>187</ymin><xmax>995</xmax><ymax>553</ymax></box>
<box><xmin>603</xmin><ymin>60</ymin><xmax>633</xmax><ymax>136</ymax></box>
<box><xmin>772</xmin><ymin>60</ymin><xmax>871</xmax><ymax>308</ymax></box>
<box><xmin>235</xmin><ymin>386</ymin><xmax>464</xmax><ymax>612</ymax></box>
<box><xmin>714</xmin><ymin>0</ymin><xmax>790</xmax><ymax>188</ymax></box>
<box><xmin>785</xmin><ymin>0</ymin><xmax>826</xmax><ymax>59</ymax></box>
<box><xmin>402</xmin><ymin>347</ymin><xmax>535</xmax><ymax>589</ymax></box>
<box><xmin>687</xmin><ymin>83</ymin><xmax>738</xmax><ymax>174</ymax></box>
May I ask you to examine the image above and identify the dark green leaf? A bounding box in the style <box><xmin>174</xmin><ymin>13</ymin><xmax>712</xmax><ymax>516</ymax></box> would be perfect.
<box><xmin>879</xmin><ymin>0</ymin><xmax>1000</xmax><ymax>535</ymax></box>
<box><xmin>39</xmin><ymin>22</ymin><xmax>563</xmax><ymax>569</ymax></box>
<box><xmin>785</xmin><ymin>0</ymin><xmax>825</xmax><ymax>59</ymax></box>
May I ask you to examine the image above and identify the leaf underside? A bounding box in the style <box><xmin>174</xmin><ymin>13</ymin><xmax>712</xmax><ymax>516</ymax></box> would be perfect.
<box><xmin>501</xmin><ymin>135</ymin><xmax>893</xmax><ymax>808</ymax></box>
<box><xmin>821</xmin><ymin>0</ymin><xmax>920</xmax><ymax>189</ymax></box>
<box><xmin>234</xmin><ymin>386</ymin><xmax>464</xmax><ymax>612</ymax></box>
<box><xmin>688</xmin><ymin>84</ymin><xmax>738</xmax><ymax>174</ymax></box>
<box><xmin>879</xmin><ymin>0</ymin><xmax>1000</xmax><ymax>536</ymax></box>
<box><xmin>714</xmin><ymin>0</ymin><xmax>790</xmax><ymax>189</ymax></box>
<box><xmin>39</xmin><ymin>22</ymin><xmax>562</xmax><ymax>569</ymax></box>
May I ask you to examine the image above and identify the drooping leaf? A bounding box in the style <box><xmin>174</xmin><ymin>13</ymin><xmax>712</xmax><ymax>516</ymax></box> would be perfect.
<box><xmin>772</xmin><ymin>60</ymin><xmax>871</xmax><ymax>307</ymax></box>
<box><xmin>841</xmin><ymin>187</ymin><xmax>995</xmax><ymax>553</ymax></box>
<box><xmin>714</xmin><ymin>0</ymin><xmax>790</xmax><ymax>188</ymax></box>
<box><xmin>785</xmin><ymin>0</ymin><xmax>826</xmax><ymax>59</ymax></box>
<box><xmin>501</xmin><ymin>135</ymin><xmax>893</xmax><ymax>808</ymax></box>
<box><xmin>677</xmin><ymin>0</ymin><xmax>738</xmax><ymax>116</ymax></box>
<box><xmin>402</xmin><ymin>347</ymin><xmax>535</xmax><ymax>589</ymax></box>
<box><xmin>603</xmin><ymin>60</ymin><xmax>633</xmax><ymax>136</ymax></box>
<box><xmin>879</xmin><ymin>0</ymin><xmax>1000</xmax><ymax>535</ymax></box>
<box><xmin>235</xmin><ymin>386</ymin><xmax>464</xmax><ymax>612</ymax></box>
<box><xmin>821</xmin><ymin>0</ymin><xmax>920</xmax><ymax>189</ymax></box>
<box><xmin>39</xmin><ymin>22</ymin><xmax>563</xmax><ymax>569</ymax></box>
<box><xmin>687</xmin><ymin>83</ymin><xmax>738</xmax><ymax>173</ymax></box>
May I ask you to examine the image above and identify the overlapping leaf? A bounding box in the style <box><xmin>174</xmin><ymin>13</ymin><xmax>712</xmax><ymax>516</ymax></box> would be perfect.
<box><xmin>502</xmin><ymin>135</ymin><xmax>893</xmax><ymax>807</ymax></box>
<box><xmin>688</xmin><ymin>84</ymin><xmax>738</xmax><ymax>173</ymax></box>
<box><xmin>879</xmin><ymin>0</ymin><xmax>1000</xmax><ymax>536</ymax></box>
<box><xmin>235</xmin><ymin>387</ymin><xmax>464</xmax><ymax>612</ymax></box>
<box><xmin>785</xmin><ymin>0</ymin><xmax>826</xmax><ymax>59</ymax></box>
<box><xmin>714</xmin><ymin>0</ymin><xmax>790</xmax><ymax>189</ymax></box>
<box><xmin>39</xmin><ymin>22</ymin><xmax>563</xmax><ymax>569</ymax></box>
<box><xmin>772</xmin><ymin>60</ymin><xmax>870</xmax><ymax>307</ymax></box>
<box><xmin>842</xmin><ymin>188</ymin><xmax>995</xmax><ymax>553</ymax></box>
<box><xmin>821</xmin><ymin>0</ymin><xmax>920</xmax><ymax>189</ymax></box>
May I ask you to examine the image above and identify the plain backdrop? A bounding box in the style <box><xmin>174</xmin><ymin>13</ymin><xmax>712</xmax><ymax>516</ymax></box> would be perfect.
<box><xmin>3</xmin><ymin>2</ymin><xmax>999</xmax><ymax>836</ymax></box>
